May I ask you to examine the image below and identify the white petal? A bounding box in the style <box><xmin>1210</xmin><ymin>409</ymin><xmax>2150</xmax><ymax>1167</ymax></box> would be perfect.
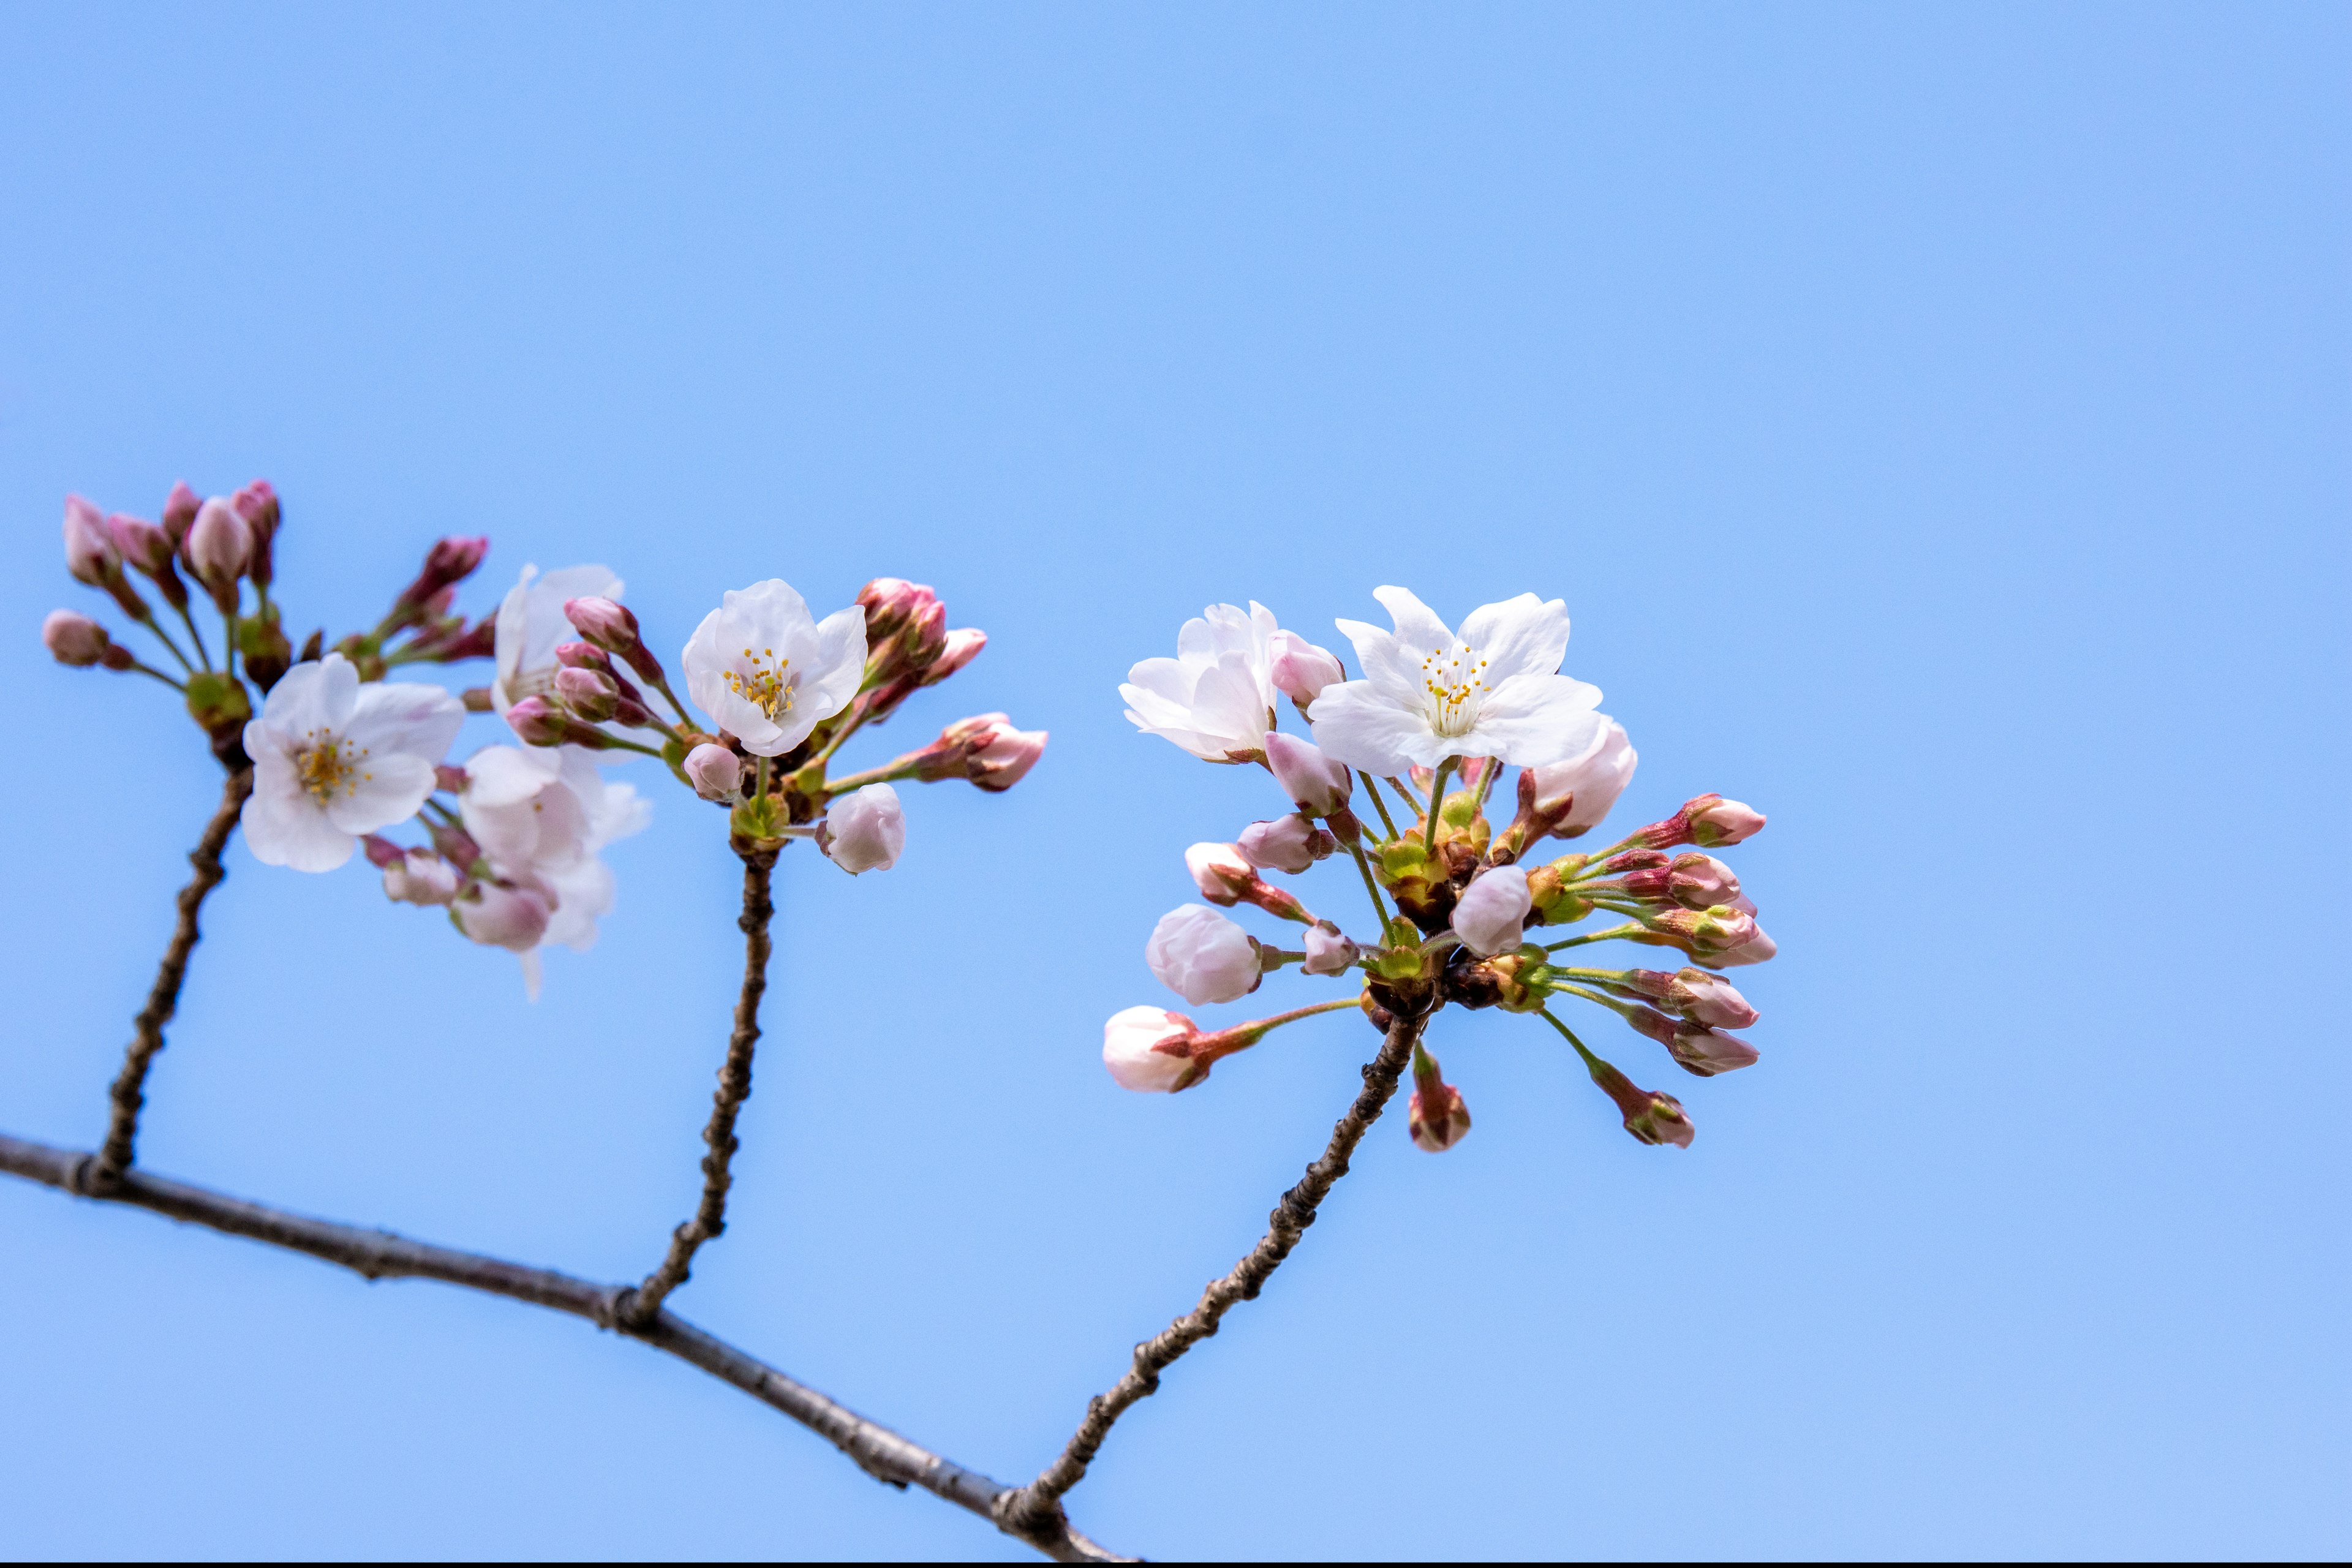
<box><xmin>1460</xmin><ymin>674</ymin><xmax>1605</xmax><ymax>766</ymax></box>
<box><xmin>241</xmin><ymin>782</ymin><xmax>356</xmax><ymax>872</ymax></box>
<box><xmin>465</xmin><ymin>744</ymin><xmax>562</xmax><ymax>807</ymax></box>
<box><xmin>323</xmin><ymin>753</ymin><xmax>438</xmax><ymax>835</ymax></box>
<box><xmin>1369</xmin><ymin>587</ymin><xmax>1456</xmax><ymax>659</ymax></box>
<box><xmin>1308</xmin><ymin>681</ymin><xmax>1444</xmax><ymax>774</ymax></box>
<box><xmin>348</xmin><ymin>680</ymin><xmax>467</xmax><ymax>763</ymax></box>
<box><xmin>1456</xmin><ymin>594</ymin><xmax>1569</xmax><ymax>685</ymax></box>
<box><xmin>259</xmin><ymin>654</ymin><xmax>359</xmax><ymax>737</ymax></box>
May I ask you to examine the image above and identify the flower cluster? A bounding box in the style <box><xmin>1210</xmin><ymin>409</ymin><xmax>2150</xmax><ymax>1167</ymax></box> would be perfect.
<box><xmin>1106</xmin><ymin>587</ymin><xmax>1776</xmax><ymax>1152</ymax></box>
<box><xmin>46</xmin><ymin>486</ymin><xmax>1045</xmax><ymax>995</ymax></box>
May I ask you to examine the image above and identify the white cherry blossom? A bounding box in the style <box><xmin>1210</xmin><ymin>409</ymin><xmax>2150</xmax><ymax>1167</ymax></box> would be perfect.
<box><xmin>458</xmin><ymin>742</ymin><xmax>650</xmax><ymax>997</ymax></box>
<box><xmin>240</xmin><ymin>654</ymin><xmax>466</xmax><ymax>873</ymax></box>
<box><xmin>492</xmin><ymin>563</ymin><xmax>623</xmax><ymax>716</ymax></box>
<box><xmin>682</xmin><ymin>579</ymin><xmax>867</xmax><ymax>757</ymax></box>
<box><xmin>1120</xmin><ymin>601</ymin><xmax>1280</xmax><ymax>763</ymax></box>
<box><xmin>1308</xmin><ymin>587</ymin><xmax>1604</xmax><ymax>774</ymax></box>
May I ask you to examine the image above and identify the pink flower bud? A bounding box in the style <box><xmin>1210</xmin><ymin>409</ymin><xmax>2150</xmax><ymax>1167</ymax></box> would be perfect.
<box><xmin>1408</xmin><ymin>1046</ymin><xmax>1472</xmax><ymax>1152</ymax></box>
<box><xmin>454</xmin><ymin>882</ymin><xmax>553</xmax><ymax>952</ymax></box>
<box><xmin>919</xmin><ymin>627</ymin><xmax>986</xmax><ymax>685</ymax></box>
<box><xmin>1708</xmin><ymin>927</ymin><xmax>1777</xmax><ymax>968</ymax></box>
<box><xmin>1102</xmin><ymin>1005</ymin><xmax>1205</xmax><ymax>1093</ymax></box>
<box><xmin>1238</xmin><ymin>813</ymin><xmax>1327</xmax><ymax>874</ymax></box>
<box><xmin>160</xmin><ymin>481</ymin><xmax>199</xmax><ymax>544</ymax></box>
<box><xmin>361</xmin><ymin>834</ymin><xmax>405</xmax><ymax>869</ymax></box>
<box><xmin>184</xmin><ymin>497</ymin><xmax>250</xmax><ymax>611</ymax></box>
<box><xmin>1268</xmin><ymin>630</ymin><xmax>1346</xmax><ymax>707</ymax></box>
<box><xmin>1264</xmin><ymin>731</ymin><xmax>1352</xmax><ymax>815</ymax></box>
<box><xmin>563</xmin><ymin>595</ymin><xmax>641</xmax><ymax>654</ymax></box>
<box><xmin>384</xmin><ymin>849</ymin><xmax>462</xmax><ymax>907</ymax></box>
<box><xmin>817</xmin><ymin>783</ymin><xmax>906</xmax><ymax>874</ymax></box>
<box><xmin>906</xmin><ymin>598</ymin><xmax>948</xmax><ymax>664</ymax></box>
<box><xmin>62</xmin><ymin>496</ymin><xmax>119</xmax><ymax>586</ymax></box>
<box><xmin>855</xmin><ymin>577</ymin><xmax>934</xmax><ymax>643</ymax></box>
<box><xmin>394</xmin><ymin>536</ymin><xmax>489</xmax><ymax>613</ymax></box>
<box><xmin>1668</xmin><ymin>853</ymin><xmax>1740</xmax><ymax>909</ymax></box>
<box><xmin>1451</xmin><ymin>863</ymin><xmax>1532</xmax><ymax>957</ymax></box>
<box><xmin>1663</xmin><ymin>968</ymin><xmax>1759</xmax><ymax>1028</ymax></box>
<box><xmin>1185</xmin><ymin>842</ymin><xmax>1254</xmax><ymax>906</ymax></box>
<box><xmin>434</xmin><ymin>764</ymin><xmax>469</xmax><ymax>793</ymax></box>
<box><xmin>1691</xmin><ymin>797</ymin><xmax>1765</xmax><ymax>847</ymax></box>
<box><xmin>1302</xmin><ymin>921</ymin><xmax>1360</xmax><ymax>976</ymax></box>
<box><xmin>233</xmin><ymin>480</ymin><xmax>281</xmax><ymax>587</ymax></box>
<box><xmin>554</xmin><ymin>665</ymin><xmax>621</xmax><ymax>722</ymax></box>
<box><xmin>1583</xmin><ymin>1054</ymin><xmax>1694</xmax><ymax>1148</ymax></box>
<box><xmin>1147</xmin><ymin>904</ymin><xmax>1263</xmax><ymax>1006</ymax></box>
<box><xmin>970</xmin><ymin>721</ymin><xmax>1046</xmax><ymax>791</ymax></box>
<box><xmin>105</xmin><ymin>514</ymin><xmax>172</xmax><ymax>576</ymax></box>
<box><xmin>684</xmin><ymin>742</ymin><xmax>743</xmax><ymax>802</ymax></box>
<box><xmin>503</xmin><ymin>696</ymin><xmax>571</xmax><ymax>747</ymax></box>
<box><xmin>554</xmin><ymin>641</ymin><xmax>612</xmax><ymax>672</ymax></box>
<box><xmin>1523</xmin><ymin>718</ymin><xmax>1637</xmax><ymax>839</ymax></box>
<box><xmin>43</xmin><ymin>609</ymin><xmax>123</xmax><ymax>668</ymax></box>
<box><xmin>1668</xmin><ymin>1025</ymin><xmax>1758</xmax><ymax>1077</ymax></box>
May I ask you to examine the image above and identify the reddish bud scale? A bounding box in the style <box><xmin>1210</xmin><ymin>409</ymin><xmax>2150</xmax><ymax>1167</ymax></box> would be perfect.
<box><xmin>361</xmin><ymin>834</ymin><xmax>405</xmax><ymax>869</ymax></box>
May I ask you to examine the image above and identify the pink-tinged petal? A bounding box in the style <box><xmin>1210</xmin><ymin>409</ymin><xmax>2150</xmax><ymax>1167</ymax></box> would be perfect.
<box><xmin>258</xmin><ymin>652</ymin><xmax>358</xmax><ymax>737</ymax></box>
<box><xmin>323</xmin><ymin>753</ymin><xmax>438</xmax><ymax>835</ymax></box>
<box><xmin>1455</xmin><ymin>594</ymin><xmax>1570</xmax><ymax>685</ymax></box>
<box><xmin>463</xmin><ymin>744</ymin><xmax>562</xmax><ymax>808</ymax></box>
<box><xmin>241</xmin><ymin>780</ymin><xmax>357</xmax><ymax>872</ymax></box>
<box><xmin>348</xmin><ymin>680</ymin><xmax>467</xmax><ymax>763</ymax></box>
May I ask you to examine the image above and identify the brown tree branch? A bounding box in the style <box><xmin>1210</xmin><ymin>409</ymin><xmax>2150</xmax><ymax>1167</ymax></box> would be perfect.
<box><xmin>993</xmin><ymin>1005</ymin><xmax>1429</xmax><ymax>1539</ymax></box>
<box><xmin>0</xmin><ymin>1130</ymin><xmax>1126</xmax><ymax>1564</ymax></box>
<box><xmin>92</xmin><ymin>765</ymin><xmax>255</xmax><ymax>1188</ymax></box>
<box><xmin>620</xmin><ymin>847</ymin><xmax>777</xmax><ymax>1329</ymax></box>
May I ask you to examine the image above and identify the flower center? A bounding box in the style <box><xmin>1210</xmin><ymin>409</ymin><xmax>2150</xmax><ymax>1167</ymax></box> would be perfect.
<box><xmin>293</xmin><ymin>728</ymin><xmax>371</xmax><ymax>804</ymax></box>
<box><xmin>1420</xmin><ymin>644</ymin><xmax>1488</xmax><ymax>738</ymax></box>
<box><xmin>726</xmin><ymin>646</ymin><xmax>797</xmax><ymax>721</ymax></box>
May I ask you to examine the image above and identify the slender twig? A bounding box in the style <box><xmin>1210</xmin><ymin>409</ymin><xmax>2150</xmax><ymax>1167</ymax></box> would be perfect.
<box><xmin>994</xmin><ymin>1005</ymin><xmax>1429</xmax><ymax>1538</ymax></box>
<box><xmin>0</xmin><ymin>1132</ymin><xmax>1124</xmax><ymax>1563</ymax></box>
<box><xmin>619</xmin><ymin>847</ymin><xmax>777</xmax><ymax>1328</ymax></box>
<box><xmin>91</xmin><ymin>766</ymin><xmax>254</xmax><ymax>1188</ymax></box>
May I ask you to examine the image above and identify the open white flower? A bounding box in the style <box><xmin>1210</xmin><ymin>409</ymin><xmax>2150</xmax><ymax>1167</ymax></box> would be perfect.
<box><xmin>492</xmin><ymin>563</ymin><xmax>623</xmax><ymax>715</ymax></box>
<box><xmin>458</xmin><ymin>743</ymin><xmax>650</xmax><ymax>997</ymax></box>
<box><xmin>241</xmin><ymin>654</ymin><xmax>466</xmax><ymax>873</ymax></box>
<box><xmin>682</xmin><ymin>579</ymin><xmax>867</xmax><ymax>757</ymax></box>
<box><xmin>1308</xmin><ymin>587</ymin><xmax>1604</xmax><ymax>774</ymax></box>
<box><xmin>1120</xmin><ymin>601</ymin><xmax>1280</xmax><ymax>763</ymax></box>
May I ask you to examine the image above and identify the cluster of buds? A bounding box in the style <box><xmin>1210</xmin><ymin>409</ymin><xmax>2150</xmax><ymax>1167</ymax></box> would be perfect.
<box><xmin>1104</xmin><ymin>589</ymin><xmax>1782</xmax><ymax>1160</ymax></box>
<box><xmin>43</xmin><ymin>481</ymin><xmax>505</xmax><ymax>763</ymax></box>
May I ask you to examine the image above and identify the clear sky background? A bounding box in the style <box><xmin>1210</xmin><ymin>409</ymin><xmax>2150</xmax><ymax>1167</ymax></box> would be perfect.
<box><xmin>2</xmin><ymin>4</ymin><xmax>2345</xmax><ymax>1559</ymax></box>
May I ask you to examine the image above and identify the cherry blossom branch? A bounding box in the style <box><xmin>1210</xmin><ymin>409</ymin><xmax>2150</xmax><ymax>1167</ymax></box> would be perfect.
<box><xmin>993</xmin><ymin>1003</ymin><xmax>1429</xmax><ymax>1538</ymax></box>
<box><xmin>0</xmin><ymin>1131</ymin><xmax>1125</xmax><ymax>1563</ymax></box>
<box><xmin>91</xmin><ymin>765</ymin><xmax>255</xmax><ymax>1188</ymax></box>
<box><xmin>619</xmin><ymin>846</ymin><xmax>777</xmax><ymax>1329</ymax></box>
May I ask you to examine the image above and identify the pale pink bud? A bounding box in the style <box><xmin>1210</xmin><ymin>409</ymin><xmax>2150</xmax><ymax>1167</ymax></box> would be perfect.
<box><xmin>503</xmin><ymin>696</ymin><xmax>570</xmax><ymax>747</ymax></box>
<box><xmin>1664</xmin><ymin>968</ymin><xmax>1759</xmax><ymax>1029</ymax></box>
<box><xmin>1185</xmin><ymin>841</ymin><xmax>1255</xmax><ymax>906</ymax></box>
<box><xmin>1301</xmin><ymin>922</ymin><xmax>1360</xmax><ymax>976</ymax></box>
<box><xmin>1268</xmin><ymin>630</ymin><xmax>1346</xmax><ymax>707</ymax></box>
<box><xmin>185</xmin><ymin>497</ymin><xmax>250</xmax><ymax>609</ymax></box>
<box><xmin>1708</xmin><ymin>928</ymin><xmax>1777</xmax><ymax>968</ymax></box>
<box><xmin>684</xmin><ymin>742</ymin><xmax>743</xmax><ymax>802</ymax></box>
<box><xmin>856</xmin><ymin>577</ymin><xmax>934</xmax><ymax>643</ymax></box>
<box><xmin>361</xmin><ymin>834</ymin><xmax>405</xmax><ymax>869</ymax></box>
<box><xmin>1450</xmin><ymin>863</ymin><xmax>1532</xmax><ymax>958</ymax></box>
<box><xmin>554</xmin><ymin>641</ymin><xmax>612</xmax><ymax>672</ymax></box>
<box><xmin>1668</xmin><ymin>1025</ymin><xmax>1758</xmax><ymax>1077</ymax></box>
<box><xmin>817</xmin><ymin>783</ymin><xmax>905</xmax><ymax>874</ymax></box>
<box><xmin>1692</xmin><ymin>797</ymin><xmax>1765</xmax><ymax>846</ymax></box>
<box><xmin>1525</xmin><ymin>718</ymin><xmax>1637</xmax><ymax>839</ymax></box>
<box><xmin>42</xmin><ymin>610</ymin><xmax>120</xmax><ymax>668</ymax></box>
<box><xmin>563</xmin><ymin>595</ymin><xmax>640</xmax><ymax>654</ymax></box>
<box><xmin>62</xmin><ymin>496</ymin><xmax>119</xmax><ymax>585</ymax></box>
<box><xmin>233</xmin><ymin>480</ymin><xmax>281</xmax><ymax>587</ymax></box>
<box><xmin>969</xmin><ymin>721</ymin><xmax>1046</xmax><ymax>791</ymax></box>
<box><xmin>1264</xmin><ymin>730</ymin><xmax>1352</xmax><ymax>815</ymax></box>
<box><xmin>393</xmin><ymin>536</ymin><xmax>490</xmax><ymax>614</ymax></box>
<box><xmin>454</xmin><ymin>882</ymin><xmax>553</xmax><ymax>952</ymax></box>
<box><xmin>554</xmin><ymin>665</ymin><xmax>621</xmax><ymax>722</ymax></box>
<box><xmin>1584</xmin><ymin>1054</ymin><xmax>1694</xmax><ymax>1148</ymax></box>
<box><xmin>1238</xmin><ymin>813</ymin><xmax>1323</xmax><ymax>874</ymax></box>
<box><xmin>383</xmin><ymin>850</ymin><xmax>462</xmax><ymax>907</ymax></box>
<box><xmin>1408</xmin><ymin>1046</ymin><xmax>1472</xmax><ymax>1152</ymax></box>
<box><xmin>105</xmin><ymin>514</ymin><xmax>172</xmax><ymax>576</ymax></box>
<box><xmin>160</xmin><ymin>481</ymin><xmax>199</xmax><ymax>544</ymax></box>
<box><xmin>1102</xmin><ymin>1005</ymin><xmax>1204</xmax><ymax>1093</ymax></box>
<box><xmin>1146</xmin><ymin>904</ymin><xmax>1263</xmax><ymax>1006</ymax></box>
<box><xmin>919</xmin><ymin>628</ymin><xmax>986</xmax><ymax>685</ymax></box>
<box><xmin>1668</xmin><ymin>853</ymin><xmax>1740</xmax><ymax>909</ymax></box>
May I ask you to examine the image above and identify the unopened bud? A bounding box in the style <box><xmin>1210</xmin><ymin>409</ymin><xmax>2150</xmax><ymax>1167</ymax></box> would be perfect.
<box><xmin>563</xmin><ymin>595</ymin><xmax>639</xmax><ymax>654</ymax></box>
<box><xmin>454</xmin><ymin>881</ymin><xmax>552</xmax><ymax>952</ymax></box>
<box><xmin>1408</xmin><ymin>1044</ymin><xmax>1472</xmax><ymax>1152</ymax></box>
<box><xmin>816</xmin><ymin>782</ymin><xmax>906</xmax><ymax>874</ymax></box>
<box><xmin>1268</xmin><ymin>631</ymin><xmax>1346</xmax><ymax>707</ymax></box>
<box><xmin>1301</xmin><ymin>921</ymin><xmax>1360</xmax><ymax>976</ymax></box>
<box><xmin>1708</xmin><ymin>927</ymin><xmax>1777</xmax><ymax>968</ymax></box>
<box><xmin>684</xmin><ymin>742</ymin><xmax>743</xmax><ymax>802</ymax></box>
<box><xmin>361</xmin><ymin>834</ymin><xmax>406</xmax><ymax>869</ymax></box>
<box><xmin>856</xmin><ymin>577</ymin><xmax>933</xmax><ymax>644</ymax></box>
<box><xmin>233</xmin><ymin>480</ymin><xmax>281</xmax><ymax>587</ymax></box>
<box><xmin>1102</xmin><ymin>1005</ymin><xmax>1207</xmax><ymax>1093</ymax></box>
<box><xmin>160</xmin><ymin>481</ymin><xmax>199</xmax><ymax>544</ymax></box>
<box><xmin>384</xmin><ymin>848</ymin><xmax>463</xmax><ymax>907</ymax></box>
<box><xmin>906</xmin><ymin>597</ymin><xmax>948</xmax><ymax>665</ymax></box>
<box><xmin>969</xmin><ymin>720</ymin><xmax>1046</xmax><ymax>791</ymax></box>
<box><xmin>1668</xmin><ymin>853</ymin><xmax>1740</xmax><ymax>908</ymax></box>
<box><xmin>1664</xmin><ymin>968</ymin><xmax>1759</xmax><ymax>1028</ymax></box>
<box><xmin>554</xmin><ymin>641</ymin><xmax>612</xmax><ymax>672</ymax></box>
<box><xmin>1583</xmin><ymin>1054</ymin><xmax>1695</xmax><ymax>1148</ymax></box>
<box><xmin>1668</xmin><ymin>1025</ymin><xmax>1758</xmax><ymax>1077</ymax></box>
<box><xmin>1182</xmin><ymin>840</ymin><xmax>1311</xmax><ymax>922</ymax></box>
<box><xmin>504</xmin><ymin>696</ymin><xmax>574</xmax><ymax>747</ymax></box>
<box><xmin>184</xmin><ymin>499</ymin><xmax>249</xmax><ymax>612</ymax></box>
<box><xmin>1238</xmin><ymin>813</ymin><xmax>1329</xmax><ymax>874</ymax></box>
<box><xmin>919</xmin><ymin>627</ymin><xmax>986</xmax><ymax>685</ymax></box>
<box><xmin>1450</xmin><ymin>863</ymin><xmax>1532</xmax><ymax>957</ymax></box>
<box><xmin>62</xmin><ymin>496</ymin><xmax>119</xmax><ymax>586</ymax></box>
<box><xmin>554</xmin><ymin>665</ymin><xmax>620</xmax><ymax>722</ymax></box>
<box><xmin>43</xmin><ymin>609</ymin><xmax>129</xmax><ymax>669</ymax></box>
<box><xmin>1691</xmin><ymin>797</ymin><xmax>1765</xmax><ymax>847</ymax></box>
<box><xmin>395</xmin><ymin>536</ymin><xmax>490</xmax><ymax>614</ymax></box>
<box><xmin>1264</xmin><ymin>730</ymin><xmax>1352</xmax><ymax>815</ymax></box>
<box><xmin>1521</xmin><ymin>718</ymin><xmax>1637</xmax><ymax>840</ymax></box>
<box><xmin>1147</xmin><ymin>903</ymin><xmax>1264</xmax><ymax>1005</ymax></box>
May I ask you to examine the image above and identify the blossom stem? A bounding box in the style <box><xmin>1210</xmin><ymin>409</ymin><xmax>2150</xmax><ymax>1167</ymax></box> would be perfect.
<box><xmin>1544</xmin><ymin>922</ymin><xmax>1647</xmax><ymax>952</ymax></box>
<box><xmin>127</xmin><ymin>660</ymin><xmax>186</xmax><ymax>693</ymax></box>
<box><xmin>174</xmin><ymin>601</ymin><xmax>214</xmax><ymax>671</ymax></box>
<box><xmin>1344</xmin><ymin>838</ymin><xmax>1393</xmax><ymax>927</ymax></box>
<box><xmin>619</xmin><ymin>847</ymin><xmax>778</xmax><ymax>1330</ymax></box>
<box><xmin>599</xmin><ymin>734</ymin><xmax>669</xmax><ymax>760</ymax></box>
<box><xmin>1469</xmin><ymin>758</ymin><xmax>1501</xmax><ymax>818</ymax></box>
<box><xmin>820</xmin><ymin>758</ymin><xmax>921</xmax><ymax>797</ymax></box>
<box><xmin>998</xmin><ymin>1002</ymin><xmax>1427</xmax><ymax>1536</ymax></box>
<box><xmin>754</xmin><ymin>753</ymin><xmax>771</xmax><ymax>801</ymax></box>
<box><xmin>1547</xmin><ymin>980</ymin><xmax>1640</xmax><ymax>1020</ymax></box>
<box><xmin>1357</xmin><ymin>772</ymin><xmax>1401</xmax><ymax>840</ymax></box>
<box><xmin>138</xmin><ymin>613</ymin><xmax>197</xmax><ymax>675</ymax></box>
<box><xmin>650</xmin><ymin>674</ymin><xmax>696</xmax><ymax>728</ymax></box>
<box><xmin>1421</xmin><ymin>759</ymin><xmax>1454</xmax><ymax>852</ymax></box>
<box><xmin>1224</xmin><ymin>994</ymin><xmax>1363</xmax><ymax>1044</ymax></box>
<box><xmin>1537</xmin><ymin>1006</ymin><xmax>1603</xmax><ymax>1067</ymax></box>
<box><xmin>89</xmin><ymin>766</ymin><xmax>255</xmax><ymax>1188</ymax></box>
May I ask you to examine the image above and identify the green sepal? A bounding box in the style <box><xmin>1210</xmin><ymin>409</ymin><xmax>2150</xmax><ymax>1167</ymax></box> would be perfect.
<box><xmin>184</xmin><ymin>671</ymin><xmax>252</xmax><ymax>733</ymax></box>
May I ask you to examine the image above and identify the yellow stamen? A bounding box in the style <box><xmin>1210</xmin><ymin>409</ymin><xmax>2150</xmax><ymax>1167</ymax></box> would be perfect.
<box><xmin>725</xmin><ymin>646</ymin><xmax>796</xmax><ymax>720</ymax></box>
<box><xmin>293</xmin><ymin>726</ymin><xmax>373</xmax><ymax>804</ymax></box>
<box><xmin>1419</xmin><ymin>647</ymin><xmax>1488</xmax><ymax>738</ymax></box>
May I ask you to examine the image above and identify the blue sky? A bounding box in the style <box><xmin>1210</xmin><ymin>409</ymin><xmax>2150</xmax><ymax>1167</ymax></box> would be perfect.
<box><xmin>2</xmin><ymin>3</ymin><xmax>2345</xmax><ymax>1559</ymax></box>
